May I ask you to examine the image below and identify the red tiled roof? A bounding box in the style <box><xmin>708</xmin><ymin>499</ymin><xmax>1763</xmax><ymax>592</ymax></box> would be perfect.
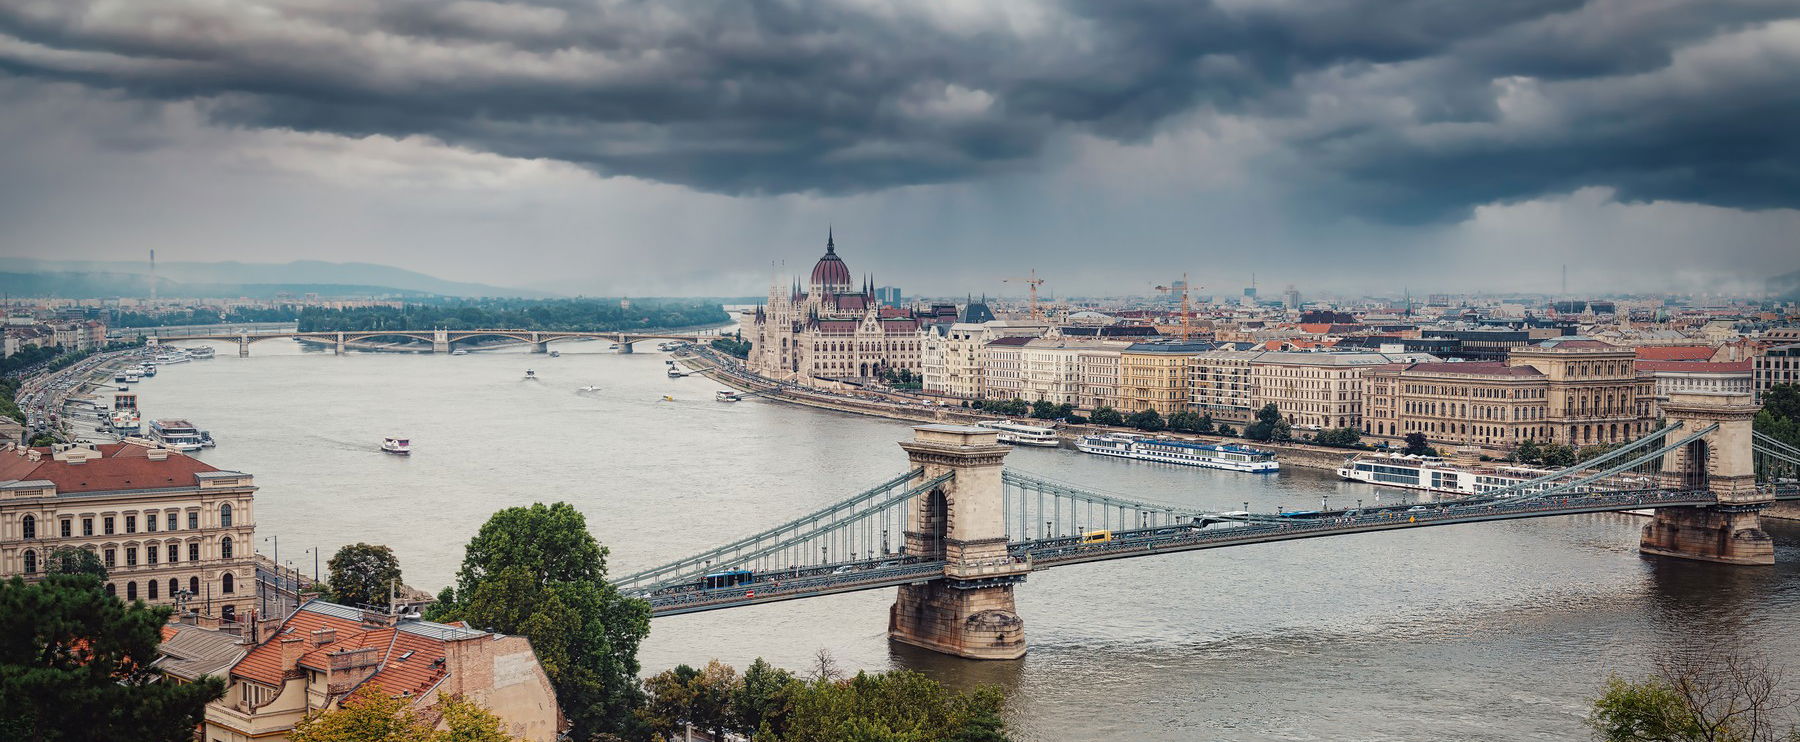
<box><xmin>1636</xmin><ymin>360</ymin><xmax>1752</xmax><ymax>373</ymax></box>
<box><xmin>0</xmin><ymin>443</ymin><xmax>221</xmax><ymax>494</ymax></box>
<box><xmin>1635</xmin><ymin>346</ymin><xmax>1716</xmax><ymax>361</ymax></box>
<box><xmin>233</xmin><ymin>604</ymin><xmax>453</xmax><ymax>697</ymax></box>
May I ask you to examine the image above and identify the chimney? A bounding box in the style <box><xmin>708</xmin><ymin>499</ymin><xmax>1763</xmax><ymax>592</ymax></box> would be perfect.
<box><xmin>279</xmin><ymin>636</ymin><xmax>306</xmax><ymax>671</ymax></box>
<box><xmin>146</xmin><ymin>448</ymin><xmax>170</xmax><ymax>461</ymax></box>
<box><xmin>310</xmin><ymin>627</ymin><xmax>336</xmax><ymax>648</ymax></box>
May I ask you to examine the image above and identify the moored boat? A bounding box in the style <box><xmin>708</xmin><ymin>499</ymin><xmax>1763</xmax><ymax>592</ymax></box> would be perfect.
<box><xmin>148</xmin><ymin>419</ymin><xmax>205</xmax><ymax>452</ymax></box>
<box><xmin>1336</xmin><ymin>453</ymin><xmax>1590</xmax><ymax>496</ymax></box>
<box><xmin>975</xmin><ymin>420</ymin><xmax>1060</xmax><ymax>447</ymax></box>
<box><xmin>716</xmin><ymin>390</ymin><xmax>743</xmax><ymax>402</ymax></box>
<box><xmin>1076</xmin><ymin>433</ymin><xmax>1279</xmax><ymax>473</ymax></box>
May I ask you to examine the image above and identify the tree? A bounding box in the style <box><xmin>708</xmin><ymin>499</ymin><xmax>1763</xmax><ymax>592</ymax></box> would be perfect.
<box><xmin>1090</xmin><ymin>406</ymin><xmax>1124</xmax><ymax>426</ymax></box>
<box><xmin>1542</xmin><ymin>442</ymin><xmax>1579</xmax><ymax>468</ymax></box>
<box><xmin>1127</xmin><ymin>409</ymin><xmax>1165</xmax><ymax>432</ymax></box>
<box><xmin>43</xmin><ymin>547</ymin><xmax>106</xmax><ymax>579</ymax></box>
<box><xmin>1403</xmin><ymin>432</ymin><xmax>1433</xmax><ymax>456</ymax></box>
<box><xmin>735</xmin><ymin>658</ymin><xmax>797</xmax><ymax>736</ymax></box>
<box><xmin>1515</xmin><ymin>439</ymin><xmax>1544</xmax><ymax>465</ymax></box>
<box><xmin>1587</xmin><ymin>652</ymin><xmax>1800</xmax><ymax>742</ymax></box>
<box><xmin>1215</xmin><ymin>423</ymin><xmax>1237</xmax><ymax>437</ymax></box>
<box><xmin>640</xmin><ymin>661</ymin><xmax>738</xmax><ymax>741</ymax></box>
<box><xmin>1030</xmin><ymin>400</ymin><xmax>1057</xmax><ymax>419</ymax></box>
<box><xmin>1166</xmin><ymin>411</ymin><xmax>1200</xmax><ymax>433</ymax></box>
<box><xmin>1245</xmin><ymin>404</ymin><xmax>1285</xmax><ymax>442</ymax></box>
<box><xmin>436</xmin><ymin>503</ymin><xmax>650</xmax><ymax>739</ymax></box>
<box><xmin>1754</xmin><ymin>384</ymin><xmax>1800</xmax><ymax>450</ymax></box>
<box><xmin>326</xmin><ymin>543</ymin><xmax>403</xmax><ymax>609</ymax></box>
<box><xmin>1313</xmin><ymin>428</ymin><xmax>1362</xmax><ymax>448</ymax></box>
<box><xmin>288</xmin><ymin>685</ymin><xmax>518</xmax><ymax>742</ymax></box>
<box><xmin>0</xmin><ymin>574</ymin><xmax>225</xmax><ymax>742</ymax></box>
<box><xmin>1193</xmin><ymin>414</ymin><xmax>1215</xmax><ymax>435</ymax></box>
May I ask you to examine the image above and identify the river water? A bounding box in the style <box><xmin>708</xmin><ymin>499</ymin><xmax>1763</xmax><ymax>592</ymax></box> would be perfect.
<box><xmin>127</xmin><ymin>340</ymin><xmax>1800</xmax><ymax>741</ymax></box>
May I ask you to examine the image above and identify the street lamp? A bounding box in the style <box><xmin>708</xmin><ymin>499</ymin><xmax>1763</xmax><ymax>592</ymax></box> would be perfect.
<box><xmin>303</xmin><ymin>547</ymin><xmax>320</xmax><ymax>585</ymax></box>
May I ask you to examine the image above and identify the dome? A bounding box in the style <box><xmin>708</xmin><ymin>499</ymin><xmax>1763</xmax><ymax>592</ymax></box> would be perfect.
<box><xmin>809</xmin><ymin>230</ymin><xmax>854</xmax><ymax>292</ymax></box>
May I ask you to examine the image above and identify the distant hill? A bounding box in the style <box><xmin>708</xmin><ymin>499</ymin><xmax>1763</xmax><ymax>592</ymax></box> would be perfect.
<box><xmin>0</xmin><ymin>258</ymin><xmax>548</xmax><ymax>298</ymax></box>
<box><xmin>0</xmin><ymin>271</ymin><xmax>437</xmax><ymax>300</ymax></box>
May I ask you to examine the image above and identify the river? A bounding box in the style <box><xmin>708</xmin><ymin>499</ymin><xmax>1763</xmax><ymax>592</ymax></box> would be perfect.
<box><xmin>129</xmin><ymin>339</ymin><xmax>1800</xmax><ymax>741</ymax></box>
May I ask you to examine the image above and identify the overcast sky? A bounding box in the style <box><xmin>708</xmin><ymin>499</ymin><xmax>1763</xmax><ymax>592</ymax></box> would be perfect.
<box><xmin>2</xmin><ymin>0</ymin><xmax>1797</xmax><ymax>298</ymax></box>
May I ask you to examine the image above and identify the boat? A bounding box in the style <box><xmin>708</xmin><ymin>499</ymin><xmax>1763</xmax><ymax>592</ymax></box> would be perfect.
<box><xmin>661</xmin><ymin>395</ymin><xmax>675</xmax><ymax>401</ymax></box>
<box><xmin>116</xmin><ymin>384</ymin><xmax>129</xmax><ymax>392</ymax></box>
<box><xmin>609</xmin><ymin>343</ymin><xmax>620</xmax><ymax>350</ymax></box>
<box><xmin>1076</xmin><ymin>433</ymin><xmax>1280</xmax><ymax>473</ymax></box>
<box><xmin>380</xmin><ymin>437</ymin><xmax>412</xmax><ymax>455</ymax></box>
<box><xmin>123</xmin><ymin>371</ymin><xmax>141</xmax><ymax>383</ymax></box>
<box><xmin>108</xmin><ymin>408</ymin><xmax>141</xmax><ymax>436</ymax></box>
<box><xmin>549</xmin><ymin>350</ymin><xmax>561</xmax><ymax>358</ymax></box>
<box><xmin>523</xmin><ymin>369</ymin><xmax>538</xmax><ymax>380</ymax></box>
<box><xmin>451</xmin><ymin>349</ymin><xmax>469</xmax><ymax>356</ymax></box>
<box><xmin>716</xmin><ymin>390</ymin><xmax>743</xmax><ymax>402</ymax></box>
<box><xmin>138</xmin><ymin>364</ymin><xmax>158</xmax><ymax>377</ymax></box>
<box><xmin>667</xmin><ymin>367</ymin><xmax>686</xmax><ymax>378</ymax></box>
<box><xmin>578</xmin><ymin>385</ymin><xmax>602</xmax><ymax>392</ymax></box>
<box><xmin>187</xmin><ymin>346</ymin><xmax>215</xmax><ymax>359</ymax></box>
<box><xmin>152</xmin><ymin>352</ymin><xmax>188</xmax><ymax>364</ymax></box>
<box><xmin>114</xmin><ymin>372</ymin><xmax>129</xmax><ymax>383</ymax></box>
<box><xmin>148</xmin><ymin>419</ymin><xmax>205</xmax><ymax>452</ymax></box>
<box><xmin>975</xmin><ymin>420</ymin><xmax>1060</xmax><ymax>447</ymax></box>
<box><xmin>1337</xmin><ymin>453</ymin><xmax>1567</xmax><ymax>496</ymax></box>
<box><xmin>200</xmin><ymin>431</ymin><xmax>217</xmax><ymax>448</ymax></box>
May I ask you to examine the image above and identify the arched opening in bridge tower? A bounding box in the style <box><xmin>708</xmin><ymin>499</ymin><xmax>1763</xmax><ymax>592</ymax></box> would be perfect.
<box><xmin>1682</xmin><ymin>440</ymin><xmax>1710</xmax><ymax>491</ymax></box>
<box><xmin>916</xmin><ymin>488</ymin><xmax>948</xmax><ymax>559</ymax></box>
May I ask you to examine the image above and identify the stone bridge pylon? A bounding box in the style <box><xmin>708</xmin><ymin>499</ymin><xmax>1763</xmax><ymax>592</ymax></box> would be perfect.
<box><xmin>1640</xmin><ymin>391</ymin><xmax>1774</xmax><ymax>565</ymax></box>
<box><xmin>889</xmin><ymin>425</ymin><xmax>1029</xmax><ymax>660</ymax></box>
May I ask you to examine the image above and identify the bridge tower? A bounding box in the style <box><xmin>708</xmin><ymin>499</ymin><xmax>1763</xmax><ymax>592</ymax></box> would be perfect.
<box><xmin>237</xmin><ymin>334</ymin><xmax>250</xmax><ymax>358</ymax></box>
<box><xmin>1640</xmin><ymin>391</ymin><xmax>1774</xmax><ymax>566</ymax></box>
<box><xmin>529</xmin><ymin>331</ymin><xmax>548</xmax><ymax>354</ymax></box>
<box><xmin>432</xmin><ymin>329</ymin><xmax>450</xmax><ymax>354</ymax></box>
<box><xmin>616</xmin><ymin>334</ymin><xmax>634</xmax><ymax>354</ymax></box>
<box><xmin>334</xmin><ymin>332</ymin><xmax>346</xmax><ymax>356</ymax></box>
<box><xmin>889</xmin><ymin>425</ymin><xmax>1028</xmax><ymax>660</ymax></box>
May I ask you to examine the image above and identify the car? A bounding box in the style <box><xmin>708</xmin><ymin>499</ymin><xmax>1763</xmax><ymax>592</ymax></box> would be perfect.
<box><xmin>831</xmin><ymin>566</ymin><xmax>856</xmax><ymax>574</ymax></box>
<box><xmin>878</xmin><ymin>561</ymin><xmax>901</xmax><ymax>568</ymax></box>
<box><xmin>1406</xmin><ymin>506</ymin><xmax>1427</xmax><ymax>512</ymax></box>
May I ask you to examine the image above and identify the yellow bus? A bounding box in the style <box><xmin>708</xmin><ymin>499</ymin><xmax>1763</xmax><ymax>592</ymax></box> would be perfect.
<box><xmin>1080</xmin><ymin>530</ymin><xmax>1113</xmax><ymax>544</ymax></box>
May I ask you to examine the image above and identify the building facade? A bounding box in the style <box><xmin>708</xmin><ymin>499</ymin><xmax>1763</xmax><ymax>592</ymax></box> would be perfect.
<box><xmin>746</xmin><ymin>232</ymin><xmax>925</xmax><ymax>382</ymax></box>
<box><xmin>1249</xmin><ymin>350</ymin><xmax>1439</xmax><ymax>430</ymax></box>
<box><xmin>1361</xmin><ymin>362</ymin><xmax>1551</xmax><ymax>452</ymax></box>
<box><xmin>980</xmin><ymin>337</ymin><xmax>1032</xmax><ymax>401</ymax></box>
<box><xmin>1638</xmin><ymin>360</ymin><xmax>1754</xmax><ymax>416</ymax></box>
<box><xmin>1506</xmin><ymin>338</ymin><xmax>1654</xmax><ymax>447</ymax></box>
<box><xmin>920</xmin><ymin>320</ymin><xmax>1047</xmax><ymax>399</ymax></box>
<box><xmin>1119</xmin><ymin>343</ymin><xmax>1212</xmax><ymax>415</ymax></box>
<box><xmin>1756</xmin><ymin>344</ymin><xmax>1800</xmax><ymax>399</ymax></box>
<box><xmin>0</xmin><ymin>441</ymin><xmax>258</xmax><ymax>622</ymax></box>
<box><xmin>1189</xmin><ymin>349</ymin><xmax>1257</xmax><ymax>425</ymax></box>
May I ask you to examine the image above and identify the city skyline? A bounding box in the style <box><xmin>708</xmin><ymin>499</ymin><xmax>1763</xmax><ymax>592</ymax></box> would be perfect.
<box><xmin>2</xmin><ymin>1</ymin><xmax>1797</xmax><ymax>296</ymax></box>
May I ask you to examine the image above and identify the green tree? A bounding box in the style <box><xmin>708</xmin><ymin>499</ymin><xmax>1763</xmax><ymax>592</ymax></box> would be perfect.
<box><xmin>326</xmin><ymin>543</ymin><xmax>403</xmax><ymax>609</ymax></box>
<box><xmin>1755</xmin><ymin>383</ymin><xmax>1800</xmax><ymax>450</ymax></box>
<box><xmin>1313</xmin><ymin>428</ymin><xmax>1362</xmax><ymax>448</ymax></box>
<box><xmin>44</xmin><ymin>547</ymin><xmax>107</xmax><ymax>579</ymax></box>
<box><xmin>640</xmin><ymin>661</ymin><xmax>739</xmax><ymax>740</ymax></box>
<box><xmin>1090</xmin><ymin>406</ymin><xmax>1124</xmax><ymax>426</ymax></box>
<box><xmin>1542</xmin><ymin>442</ymin><xmax>1578</xmax><ymax>467</ymax></box>
<box><xmin>1166</xmin><ymin>411</ymin><xmax>1199</xmax><ymax>433</ymax></box>
<box><xmin>1127</xmin><ymin>409</ymin><xmax>1165</xmax><ymax>432</ymax></box>
<box><xmin>736</xmin><ymin>658</ymin><xmax>797</xmax><ymax>736</ymax></box>
<box><xmin>1403</xmin><ymin>432</ymin><xmax>1433</xmax><ymax>456</ymax></box>
<box><xmin>1216</xmin><ymin>423</ymin><xmax>1236</xmax><ymax>436</ymax></box>
<box><xmin>289</xmin><ymin>685</ymin><xmax>517</xmax><ymax>742</ymax></box>
<box><xmin>437</xmin><ymin>503</ymin><xmax>650</xmax><ymax>739</ymax></box>
<box><xmin>1030</xmin><ymin>400</ymin><xmax>1057</xmax><ymax>419</ymax></box>
<box><xmin>0</xmin><ymin>574</ymin><xmax>225</xmax><ymax>742</ymax></box>
<box><xmin>1515</xmin><ymin>439</ymin><xmax>1544</xmax><ymax>465</ymax></box>
<box><xmin>1245</xmin><ymin>404</ymin><xmax>1285</xmax><ymax>442</ymax></box>
<box><xmin>1586</xmin><ymin>653</ymin><xmax>1800</xmax><ymax>742</ymax></box>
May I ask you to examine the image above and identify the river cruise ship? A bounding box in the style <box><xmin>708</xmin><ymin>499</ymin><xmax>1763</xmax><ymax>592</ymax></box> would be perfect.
<box><xmin>1337</xmin><ymin>453</ymin><xmax>1568</xmax><ymax>496</ymax></box>
<box><xmin>1075</xmin><ymin>433</ymin><xmax>1279</xmax><ymax>473</ymax></box>
<box><xmin>187</xmin><ymin>346</ymin><xmax>215</xmax><ymax>359</ymax></box>
<box><xmin>148</xmin><ymin>419</ymin><xmax>206</xmax><ymax>452</ymax></box>
<box><xmin>975</xmin><ymin>420</ymin><xmax>1060</xmax><ymax>447</ymax></box>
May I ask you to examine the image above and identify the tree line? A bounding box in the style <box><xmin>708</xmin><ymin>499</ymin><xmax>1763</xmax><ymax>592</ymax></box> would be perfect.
<box><xmin>296</xmin><ymin>299</ymin><xmax>728</xmax><ymax>333</ymax></box>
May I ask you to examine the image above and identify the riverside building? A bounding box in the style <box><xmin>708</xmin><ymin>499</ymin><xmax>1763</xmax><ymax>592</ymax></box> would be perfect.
<box><xmin>0</xmin><ymin>440</ymin><xmax>258</xmax><ymax>622</ymax></box>
<box><xmin>746</xmin><ymin>231</ymin><xmax>927</xmax><ymax>382</ymax></box>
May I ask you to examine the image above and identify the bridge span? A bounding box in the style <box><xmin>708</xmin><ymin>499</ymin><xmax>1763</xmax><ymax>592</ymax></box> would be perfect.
<box><xmin>149</xmin><ymin>327</ymin><xmax>723</xmax><ymax>356</ymax></box>
<box><xmin>626</xmin><ymin>391</ymin><xmax>1800</xmax><ymax>660</ymax></box>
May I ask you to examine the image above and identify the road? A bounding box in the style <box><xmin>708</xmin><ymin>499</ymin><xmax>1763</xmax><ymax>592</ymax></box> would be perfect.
<box><xmin>10</xmin><ymin>346</ymin><xmax>151</xmax><ymax>444</ymax></box>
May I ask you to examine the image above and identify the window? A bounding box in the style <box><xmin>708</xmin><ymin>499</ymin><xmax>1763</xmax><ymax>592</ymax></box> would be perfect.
<box><xmin>167</xmin><ymin>512</ymin><xmax>177</xmax><ymax>531</ymax></box>
<box><xmin>220</xmin><ymin>504</ymin><xmax>233</xmax><ymax>528</ymax></box>
<box><xmin>222</xmin><ymin>573</ymin><xmax>235</xmax><ymax>594</ymax></box>
<box><xmin>169</xmin><ymin>578</ymin><xmax>179</xmax><ymax>597</ymax></box>
<box><xmin>220</xmin><ymin>537</ymin><xmax>233</xmax><ymax>560</ymax></box>
<box><xmin>21</xmin><ymin>515</ymin><xmax>34</xmax><ymax>540</ymax></box>
<box><xmin>106</xmin><ymin>583</ymin><xmax>116</xmax><ymax>597</ymax></box>
<box><xmin>168</xmin><ymin>544</ymin><xmax>179</xmax><ymax>563</ymax></box>
<box><xmin>125</xmin><ymin>515</ymin><xmax>136</xmax><ymax>534</ymax></box>
<box><xmin>146</xmin><ymin>545</ymin><xmax>158</xmax><ymax>565</ymax></box>
<box><xmin>126</xmin><ymin>547</ymin><xmax>137</xmax><ymax>567</ymax></box>
<box><xmin>83</xmin><ymin>518</ymin><xmax>93</xmax><ymax>536</ymax></box>
<box><xmin>188</xmin><ymin>543</ymin><xmax>199</xmax><ymax>562</ymax></box>
<box><xmin>126</xmin><ymin>582</ymin><xmax>137</xmax><ymax>601</ymax></box>
<box><xmin>104</xmin><ymin>517</ymin><xmax>115</xmax><ymax>535</ymax></box>
<box><xmin>22</xmin><ymin>550</ymin><xmax>36</xmax><ymax>574</ymax></box>
<box><xmin>146</xmin><ymin>515</ymin><xmax>156</xmax><ymax>533</ymax></box>
<box><xmin>61</xmin><ymin>519</ymin><xmax>71</xmax><ymax>538</ymax></box>
<box><xmin>104</xmin><ymin>549</ymin><xmax>116</xmax><ymax>568</ymax></box>
<box><xmin>189</xmin><ymin>576</ymin><xmax>199</xmax><ymax>595</ymax></box>
<box><xmin>147</xmin><ymin>580</ymin><xmax>158</xmax><ymax>600</ymax></box>
<box><xmin>187</xmin><ymin>512</ymin><xmax>199</xmax><ymax>530</ymax></box>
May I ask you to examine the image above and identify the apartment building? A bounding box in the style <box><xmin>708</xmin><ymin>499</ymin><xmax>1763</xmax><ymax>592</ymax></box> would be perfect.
<box><xmin>0</xmin><ymin>441</ymin><xmax>258</xmax><ymax>622</ymax></box>
<box><xmin>1638</xmin><ymin>359</ymin><xmax>1754</xmax><ymax>416</ymax></box>
<box><xmin>1361</xmin><ymin>362</ymin><xmax>1552</xmax><ymax>452</ymax></box>
<box><xmin>921</xmin><ymin>320</ymin><xmax>1048</xmax><ymax>398</ymax></box>
<box><xmin>1756</xmin><ymin>344</ymin><xmax>1800</xmax><ymax>399</ymax></box>
<box><xmin>981</xmin><ymin>336</ymin><xmax>1033</xmax><ymax>400</ymax></box>
<box><xmin>1249</xmin><ymin>350</ymin><xmax>1439</xmax><ymax>430</ymax></box>
<box><xmin>1016</xmin><ymin>338</ymin><xmax>1131</xmax><ymax>407</ymax></box>
<box><xmin>1190</xmin><ymin>349</ymin><xmax>1257</xmax><ymax>425</ymax></box>
<box><xmin>1119</xmin><ymin>343</ymin><xmax>1214</xmax><ymax>415</ymax></box>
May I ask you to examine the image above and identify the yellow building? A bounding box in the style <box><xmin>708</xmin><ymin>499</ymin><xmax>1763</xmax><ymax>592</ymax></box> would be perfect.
<box><xmin>1119</xmin><ymin>343</ymin><xmax>1211</xmax><ymax>415</ymax></box>
<box><xmin>1361</xmin><ymin>361</ymin><xmax>1552</xmax><ymax>452</ymax></box>
<box><xmin>1507</xmin><ymin>338</ymin><xmax>1654</xmax><ymax>447</ymax></box>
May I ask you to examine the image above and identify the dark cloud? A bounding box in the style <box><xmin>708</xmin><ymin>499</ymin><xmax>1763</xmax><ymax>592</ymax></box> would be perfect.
<box><xmin>0</xmin><ymin>0</ymin><xmax>1795</xmax><ymax>219</ymax></box>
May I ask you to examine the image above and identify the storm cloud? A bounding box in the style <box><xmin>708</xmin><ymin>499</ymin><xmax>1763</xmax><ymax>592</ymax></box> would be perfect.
<box><xmin>2</xmin><ymin>0</ymin><xmax>1796</xmax><ymax>221</ymax></box>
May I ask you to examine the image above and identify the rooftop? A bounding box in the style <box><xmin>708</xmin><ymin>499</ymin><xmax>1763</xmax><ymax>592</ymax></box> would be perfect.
<box><xmin>0</xmin><ymin>441</ymin><xmax>235</xmax><ymax>496</ymax></box>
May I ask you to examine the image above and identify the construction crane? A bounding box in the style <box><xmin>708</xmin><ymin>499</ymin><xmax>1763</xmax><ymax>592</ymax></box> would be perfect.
<box><xmin>1154</xmin><ymin>273</ymin><xmax>1202</xmax><ymax>341</ymax></box>
<box><xmin>1003</xmin><ymin>269</ymin><xmax>1047</xmax><ymax>321</ymax></box>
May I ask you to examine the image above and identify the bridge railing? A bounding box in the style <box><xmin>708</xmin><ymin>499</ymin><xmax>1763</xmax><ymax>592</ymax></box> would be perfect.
<box><xmin>1002</xmin><ymin>469</ymin><xmax>1215</xmax><ymax>541</ymax></box>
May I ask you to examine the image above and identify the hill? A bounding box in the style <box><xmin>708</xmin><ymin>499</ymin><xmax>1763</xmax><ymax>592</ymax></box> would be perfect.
<box><xmin>0</xmin><ymin>258</ymin><xmax>547</xmax><ymax>298</ymax></box>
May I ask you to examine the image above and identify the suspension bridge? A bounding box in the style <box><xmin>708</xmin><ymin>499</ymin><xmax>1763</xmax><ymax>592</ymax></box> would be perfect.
<box><xmin>148</xmin><ymin>328</ymin><xmax>720</xmax><ymax>356</ymax></box>
<box><xmin>621</xmin><ymin>391</ymin><xmax>1800</xmax><ymax>660</ymax></box>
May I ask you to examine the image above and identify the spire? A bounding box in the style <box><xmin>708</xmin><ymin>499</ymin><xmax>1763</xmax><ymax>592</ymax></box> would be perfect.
<box><xmin>827</xmin><ymin>225</ymin><xmax>836</xmax><ymax>254</ymax></box>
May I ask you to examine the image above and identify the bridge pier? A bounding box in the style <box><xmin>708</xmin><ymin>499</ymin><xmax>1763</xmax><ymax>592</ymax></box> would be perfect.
<box><xmin>889</xmin><ymin>425</ymin><xmax>1028</xmax><ymax>660</ymax></box>
<box><xmin>334</xmin><ymin>332</ymin><xmax>346</xmax><ymax>356</ymax></box>
<box><xmin>617</xmin><ymin>339</ymin><xmax>634</xmax><ymax>354</ymax></box>
<box><xmin>237</xmin><ymin>335</ymin><xmax>250</xmax><ymax>358</ymax></box>
<box><xmin>432</xmin><ymin>329</ymin><xmax>450</xmax><ymax>354</ymax></box>
<box><xmin>1639</xmin><ymin>392</ymin><xmax>1774</xmax><ymax>566</ymax></box>
<box><xmin>529</xmin><ymin>332</ymin><xmax>548</xmax><ymax>354</ymax></box>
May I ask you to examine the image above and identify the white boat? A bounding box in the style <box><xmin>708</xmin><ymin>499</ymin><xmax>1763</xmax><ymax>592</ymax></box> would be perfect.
<box><xmin>114</xmin><ymin>372</ymin><xmax>129</xmax><ymax>382</ymax></box>
<box><xmin>716</xmin><ymin>390</ymin><xmax>743</xmax><ymax>402</ymax></box>
<box><xmin>380</xmin><ymin>437</ymin><xmax>412</xmax><ymax>455</ymax></box>
<box><xmin>523</xmin><ymin>369</ymin><xmax>538</xmax><ymax>380</ymax></box>
<box><xmin>667</xmin><ymin>367</ymin><xmax>686</xmax><ymax>378</ymax></box>
<box><xmin>975</xmin><ymin>420</ymin><xmax>1060</xmax><ymax>447</ymax></box>
<box><xmin>451</xmin><ymin>349</ymin><xmax>469</xmax><ymax>356</ymax></box>
<box><xmin>109</xmin><ymin>408</ymin><xmax>141</xmax><ymax>436</ymax></box>
<box><xmin>153</xmin><ymin>353</ymin><xmax>189</xmax><ymax>365</ymax></box>
<box><xmin>578</xmin><ymin>385</ymin><xmax>602</xmax><ymax>392</ymax></box>
<box><xmin>123</xmin><ymin>371</ymin><xmax>141</xmax><ymax>383</ymax></box>
<box><xmin>200</xmin><ymin>431</ymin><xmax>216</xmax><ymax>448</ymax></box>
<box><xmin>1076</xmin><ymin>433</ymin><xmax>1280</xmax><ymax>473</ymax></box>
<box><xmin>187</xmin><ymin>346</ymin><xmax>215</xmax><ymax>359</ymax></box>
<box><xmin>1337</xmin><ymin>453</ymin><xmax>1587</xmax><ymax>496</ymax></box>
<box><xmin>138</xmin><ymin>364</ymin><xmax>158</xmax><ymax>376</ymax></box>
<box><xmin>148</xmin><ymin>419</ymin><xmax>205</xmax><ymax>452</ymax></box>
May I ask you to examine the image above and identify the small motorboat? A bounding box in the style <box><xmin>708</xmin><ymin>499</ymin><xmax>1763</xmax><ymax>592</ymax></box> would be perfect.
<box><xmin>200</xmin><ymin>431</ymin><xmax>217</xmax><ymax>448</ymax></box>
<box><xmin>451</xmin><ymin>349</ymin><xmax>469</xmax><ymax>356</ymax></box>
<box><xmin>661</xmin><ymin>395</ymin><xmax>675</xmax><ymax>402</ymax></box>
<box><xmin>381</xmin><ymin>437</ymin><xmax>411</xmax><ymax>455</ymax></box>
<box><xmin>549</xmin><ymin>350</ymin><xmax>561</xmax><ymax>358</ymax></box>
<box><xmin>523</xmin><ymin>369</ymin><xmax>538</xmax><ymax>380</ymax></box>
<box><xmin>667</xmin><ymin>367</ymin><xmax>685</xmax><ymax>378</ymax></box>
<box><xmin>715</xmin><ymin>390</ymin><xmax>743</xmax><ymax>402</ymax></box>
<box><xmin>577</xmin><ymin>385</ymin><xmax>602</xmax><ymax>393</ymax></box>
